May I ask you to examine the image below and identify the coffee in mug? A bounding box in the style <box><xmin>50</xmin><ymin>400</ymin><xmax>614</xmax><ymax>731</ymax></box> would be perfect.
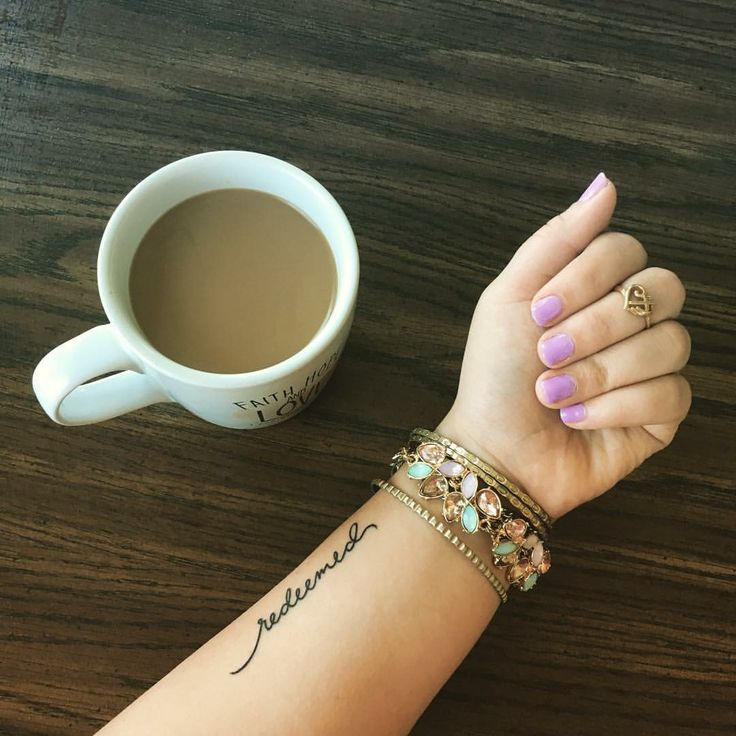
<box><xmin>129</xmin><ymin>188</ymin><xmax>337</xmax><ymax>374</ymax></box>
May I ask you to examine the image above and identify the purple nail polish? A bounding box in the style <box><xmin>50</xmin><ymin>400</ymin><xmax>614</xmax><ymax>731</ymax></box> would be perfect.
<box><xmin>560</xmin><ymin>403</ymin><xmax>587</xmax><ymax>424</ymax></box>
<box><xmin>578</xmin><ymin>172</ymin><xmax>608</xmax><ymax>202</ymax></box>
<box><xmin>531</xmin><ymin>295</ymin><xmax>563</xmax><ymax>326</ymax></box>
<box><xmin>541</xmin><ymin>374</ymin><xmax>576</xmax><ymax>404</ymax></box>
<box><xmin>540</xmin><ymin>334</ymin><xmax>574</xmax><ymax>366</ymax></box>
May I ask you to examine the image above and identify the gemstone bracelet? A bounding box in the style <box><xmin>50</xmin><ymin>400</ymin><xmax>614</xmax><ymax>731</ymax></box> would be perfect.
<box><xmin>409</xmin><ymin>427</ymin><xmax>553</xmax><ymax>535</ymax></box>
<box><xmin>391</xmin><ymin>431</ymin><xmax>552</xmax><ymax>592</ymax></box>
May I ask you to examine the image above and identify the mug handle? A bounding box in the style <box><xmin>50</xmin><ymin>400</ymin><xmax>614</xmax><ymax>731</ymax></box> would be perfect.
<box><xmin>33</xmin><ymin>324</ymin><xmax>172</xmax><ymax>426</ymax></box>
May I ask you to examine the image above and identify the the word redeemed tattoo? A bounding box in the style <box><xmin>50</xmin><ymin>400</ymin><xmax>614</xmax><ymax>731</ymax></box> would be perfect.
<box><xmin>230</xmin><ymin>520</ymin><xmax>378</xmax><ymax>674</ymax></box>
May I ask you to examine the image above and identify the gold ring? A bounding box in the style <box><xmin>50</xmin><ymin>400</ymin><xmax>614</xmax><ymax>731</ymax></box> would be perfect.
<box><xmin>618</xmin><ymin>282</ymin><xmax>654</xmax><ymax>328</ymax></box>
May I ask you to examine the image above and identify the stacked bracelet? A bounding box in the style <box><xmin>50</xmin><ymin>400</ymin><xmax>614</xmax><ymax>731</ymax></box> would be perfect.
<box><xmin>409</xmin><ymin>428</ymin><xmax>552</xmax><ymax>536</ymax></box>
<box><xmin>389</xmin><ymin>427</ymin><xmax>552</xmax><ymax>593</ymax></box>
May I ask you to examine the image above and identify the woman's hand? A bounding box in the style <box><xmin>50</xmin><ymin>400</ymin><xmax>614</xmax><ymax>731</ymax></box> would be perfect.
<box><xmin>437</xmin><ymin>173</ymin><xmax>692</xmax><ymax>520</ymax></box>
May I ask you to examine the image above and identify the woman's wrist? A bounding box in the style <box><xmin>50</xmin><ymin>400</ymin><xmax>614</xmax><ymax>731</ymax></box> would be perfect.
<box><xmin>388</xmin><ymin>464</ymin><xmax>511</xmax><ymax>593</ymax></box>
<box><xmin>433</xmin><ymin>411</ymin><xmax>561</xmax><ymax>521</ymax></box>
<box><xmin>433</xmin><ymin>413</ymin><xmax>518</xmax><ymax>493</ymax></box>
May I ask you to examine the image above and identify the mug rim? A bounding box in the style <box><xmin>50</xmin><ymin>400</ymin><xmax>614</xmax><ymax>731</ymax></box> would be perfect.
<box><xmin>97</xmin><ymin>150</ymin><xmax>359</xmax><ymax>389</ymax></box>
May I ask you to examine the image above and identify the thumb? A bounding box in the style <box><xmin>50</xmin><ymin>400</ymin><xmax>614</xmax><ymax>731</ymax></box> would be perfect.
<box><xmin>496</xmin><ymin>173</ymin><xmax>617</xmax><ymax>299</ymax></box>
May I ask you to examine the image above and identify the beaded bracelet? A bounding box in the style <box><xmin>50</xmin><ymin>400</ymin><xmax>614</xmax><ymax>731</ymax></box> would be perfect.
<box><xmin>372</xmin><ymin>478</ymin><xmax>508</xmax><ymax>603</ymax></box>
<box><xmin>391</xmin><ymin>429</ymin><xmax>552</xmax><ymax>592</ymax></box>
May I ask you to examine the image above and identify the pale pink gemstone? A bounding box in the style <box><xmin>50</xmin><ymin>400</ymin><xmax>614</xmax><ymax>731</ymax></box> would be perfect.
<box><xmin>417</xmin><ymin>442</ymin><xmax>445</xmax><ymax>464</ymax></box>
<box><xmin>538</xmin><ymin>550</ymin><xmax>551</xmax><ymax>574</ymax></box>
<box><xmin>420</xmin><ymin>473</ymin><xmax>448</xmax><ymax>498</ymax></box>
<box><xmin>531</xmin><ymin>540</ymin><xmax>545</xmax><ymax>567</ymax></box>
<box><xmin>476</xmin><ymin>489</ymin><xmax>501</xmax><ymax>519</ymax></box>
<box><xmin>442</xmin><ymin>491</ymin><xmax>465</xmax><ymax>523</ymax></box>
<box><xmin>522</xmin><ymin>533</ymin><xmax>539</xmax><ymax>550</ymax></box>
<box><xmin>438</xmin><ymin>460</ymin><xmax>464</xmax><ymax>477</ymax></box>
<box><xmin>503</xmin><ymin>518</ymin><xmax>528</xmax><ymax>542</ymax></box>
<box><xmin>460</xmin><ymin>472</ymin><xmax>478</xmax><ymax>499</ymax></box>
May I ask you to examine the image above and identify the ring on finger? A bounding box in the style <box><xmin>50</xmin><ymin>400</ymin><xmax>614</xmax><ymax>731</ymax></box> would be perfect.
<box><xmin>617</xmin><ymin>282</ymin><xmax>654</xmax><ymax>329</ymax></box>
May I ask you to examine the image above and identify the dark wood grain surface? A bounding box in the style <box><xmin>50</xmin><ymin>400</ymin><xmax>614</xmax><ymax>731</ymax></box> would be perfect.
<box><xmin>1</xmin><ymin>1</ymin><xmax>734</xmax><ymax>734</ymax></box>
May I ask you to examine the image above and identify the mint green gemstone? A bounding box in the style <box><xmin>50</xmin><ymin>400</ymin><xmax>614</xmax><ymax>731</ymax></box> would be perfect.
<box><xmin>407</xmin><ymin>462</ymin><xmax>433</xmax><ymax>479</ymax></box>
<box><xmin>493</xmin><ymin>541</ymin><xmax>519</xmax><ymax>556</ymax></box>
<box><xmin>521</xmin><ymin>572</ymin><xmax>539</xmax><ymax>591</ymax></box>
<box><xmin>461</xmin><ymin>503</ymin><xmax>479</xmax><ymax>534</ymax></box>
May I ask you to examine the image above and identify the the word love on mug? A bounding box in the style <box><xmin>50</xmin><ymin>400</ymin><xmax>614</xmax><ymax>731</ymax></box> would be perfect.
<box><xmin>234</xmin><ymin>350</ymin><xmax>340</xmax><ymax>424</ymax></box>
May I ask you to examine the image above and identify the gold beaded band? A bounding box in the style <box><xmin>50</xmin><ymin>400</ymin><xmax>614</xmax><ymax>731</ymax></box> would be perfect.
<box><xmin>410</xmin><ymin>428</ymin><xmax>553</xmax><ymax>530</ymax></box>
<box><xmin>372</xmin><ymin>478</ymin><xmax>508</xmax><ymax>603</ymax></box>
<box><xmin>391</xmin><ymin>430</ymin><xmax>552</xmax><ymax>593</ymax></box>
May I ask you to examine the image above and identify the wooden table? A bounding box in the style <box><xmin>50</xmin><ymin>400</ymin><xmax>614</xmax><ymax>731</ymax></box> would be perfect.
<box><xmin>1</xmin><ymin>2</ymin><xmax>734</xmax><ymax>733</ymax></box>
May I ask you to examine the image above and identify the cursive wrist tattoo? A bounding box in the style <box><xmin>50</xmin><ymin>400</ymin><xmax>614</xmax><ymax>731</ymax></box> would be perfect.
<box><xmin>230</xmin><ymin>519</ymin><xmax>378</xmax><ymax>674</ymax></box>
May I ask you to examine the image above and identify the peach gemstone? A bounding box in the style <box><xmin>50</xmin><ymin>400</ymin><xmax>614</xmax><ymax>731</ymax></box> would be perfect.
<box><xmin>538</xmin><ymin>550</ymin><xmax>551</xmax><ymax>574</ymax></box>
<box><xmin>476</xmin><ymin>489</ymin><xmax>501</xmax><ymax>519</ymax></box>
<box><xmin>508</xmin><ymin>558</ymin><xmax>530</xmax><ymax>582</ymax></box>
<box><xmin>503</xmin><ymin>518</ymin><xmax>528</xmax><ymax>542</ymax></box>
<box><xmin>420</xmin><ymin>473</ymin><xmax>448</xmax><ymax>498</ymax></box>
<box><xmin>418</xmin><ymin>442</ymin><xmax>445</xmax><ymax>464</ymax></box>
<box><xmin>522</xmin><ymin>533</ymin><xmax>539</xmax><ymax>550</ymax></box>
<box><xmin>443</xmin><ymin>492</ymin><xmax>465</xmax><ymax>523</ymax></box>
<box><xmin>531</xmin><ymin>540</ymin><xmax>545</xmax><ymax>567</ymax></box>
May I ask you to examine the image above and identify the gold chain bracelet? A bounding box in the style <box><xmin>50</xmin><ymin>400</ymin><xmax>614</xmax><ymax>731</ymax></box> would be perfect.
<box><xmin>372</xmin><ymin>478</ymin><xmax>508</xmax><ymax>603</ymax></box>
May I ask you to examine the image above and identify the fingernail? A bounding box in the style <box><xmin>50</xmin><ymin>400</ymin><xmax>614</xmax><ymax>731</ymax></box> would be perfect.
<box><xmin>540</xmin><ymin>333</ymin><xmax>574</xmax><ymax>366</ymax></box>
<box><xmin>531</xmin><ymin>295</ymin><xmax>563</xmax><ymax>326</ymax></box>
<box><xmin>560</xmin><ymin>403</ymin><xmax>587</xmax><ymax>424</ymax></box>
<box><xmin>578</xmin><ymin>172</ymin><xmax>608</xmax><ymax>202</ymax></box>
<box><xmin>540</xmin><ymin>374</ymin><xmax>576</xmax><ymax>404</ymax></box>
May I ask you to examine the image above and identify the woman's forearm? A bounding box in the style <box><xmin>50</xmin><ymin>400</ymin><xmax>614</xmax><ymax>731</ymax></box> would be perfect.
<box><xmin>97</xmin><ymin>461</ymin><xmax>505</xmax><ymax>735</ymax></box>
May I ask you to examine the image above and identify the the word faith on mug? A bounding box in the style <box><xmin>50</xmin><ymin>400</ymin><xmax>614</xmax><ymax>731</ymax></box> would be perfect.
<box><xmin>233</xmin><ymin>350</ymin><xmax>340</xmax><ymax>423</ymax></box>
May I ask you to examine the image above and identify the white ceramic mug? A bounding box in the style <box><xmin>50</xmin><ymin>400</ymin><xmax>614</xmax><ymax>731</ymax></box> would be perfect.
<box><xmin>32</xmin><ymin>151</ymin><xmax>359</xmax><ymax>429</ymax></box>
